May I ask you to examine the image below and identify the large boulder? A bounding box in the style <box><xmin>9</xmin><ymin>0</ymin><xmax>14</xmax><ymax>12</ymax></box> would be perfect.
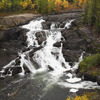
<box><xmin>35</xmin><ymin>31</ymin><xmax>46</xmax><ymax>45</ymax></box>
<box><xmin>42</xmin><ymin>21</ymin><xmax>51</xmax><ymax>29</ymax></box>
<box><xmin>84</xmin><ymin>73</ymin><xmax>97</xmax><ymax>82</ymax></box>
<box><xmin>62</xmin><ymin>49</ymin><xmax>82</xmax><ymax>62</ymax></box>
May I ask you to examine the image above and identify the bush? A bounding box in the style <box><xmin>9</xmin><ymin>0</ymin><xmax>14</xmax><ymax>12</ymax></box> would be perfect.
<box><xmin>79</xmin><ymin>54</ymin><xmax>100</xmax><ymax>73</ymax></box>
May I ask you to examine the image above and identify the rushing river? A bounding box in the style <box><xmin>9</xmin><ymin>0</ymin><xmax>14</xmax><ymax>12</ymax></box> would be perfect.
<box><xmin>0</xmin><ymin>17</ymin><xmax>100</xmax><ymax>100</ymax></box>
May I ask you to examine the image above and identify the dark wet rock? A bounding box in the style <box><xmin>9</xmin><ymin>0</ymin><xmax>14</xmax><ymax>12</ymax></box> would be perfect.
<box><xmin>23</xmin><ymin>64</ymin><xmax>30</xmax><ymax>74</ymax></box>
<box><xmin>97</xmin><ymin>76</ymin><xmax>100</xmax><ymax>85</ymax></box>
<box><xmin>42</xmin><ymin>21</ymin><xmax>51</xmax><ymax>29</ymax></box>
<box><xmin>79</xmin><ymin>27</ymin><xmax>91</xmax><ymax>38</ymax></box>
<box><xmin>61</xmin><ymin>27</ymin><xmax>88</xmax><ymax>63</ymax></box>
<box><xmin>11</xmin><ymin>66</ymin><xmax>22</xmax><ymax>76</ymax></box>
<box><xmin>64</xmin><ymin>70</ymin><xmax>72</xmax><ymax>74</ymax></box>
<box><xmin>0</xmin><ymin>42</ymin><xmax>2</xmax><ymax>48</ymax></box>
<box><xmin>22</xmin><ymin>47</ymin><xmax>30</xmax><ymax>52</ymax></box>
<box><xmin>35</xmin><ymin>31</ymin><xmax>46</xmax><ymax>44</ymax></box>
<box><xmin>2</xmin><ymin>66</ymin><xmax>22</xmax><ymax>76</ymax></box>
<box><xmin>76</xmin><ymin>72</ymin><xmax>83</xmax><ymax>78</ymax></box>
<box><xmin>61</xmin><ymin>29</ymin><xmax>83</xmax><ymax>41</ymax></box>
<box><xmin>0</xmin><ymin>27</ymin><xmax>29</xmax><ymax>68</ymax></box>
<box><xmin>29</xmin><ymin>46</ymin><xmax>42</xmax><ymax>58</ymax></box>
<box><xmin>55</xmin><ymin>22</ymin><xmax>60</xmax><ymax>28</ymax></box>
<box><xmin>38</xmin><ymin>37</ymin><xmax>46</xmax><ymax>45</ymax></box>
<box><xmin>4</xmin><ymin>27</ymin><xmax>29</xmax><ymax>42</ymax></box>
<box><xmin>0</xmin><ymin>48</ymin><xmax>17</xmax><ymax>68</ymax></box>
<box><xmin>29</xmin><ymin>50</ymin><xmax>35</xmax><ymax>58</ymax></box>
<box><xmin>62</xmin><ymin>49</ymin><xmax>82</xmax><ymax>62</ymax></box>
<box><xmin>15</xmin><ymin>58</ymin><xmax>21</xmax><ymax>65</ymax></box>
<box><xmin>48</xmin><ymin>65</ymin><xmax>54</xmax><ymax>71</ymax></box>
<box><xmin>34</xmin><ymin>46</ymin><xmax>43</xmax><ymax>52</ymax></box>
<box><xmin>0</xmin><ymin>77</ymin><xmax>4</xmax><ymax>81</ymax></box>
<box><xmin>53</xmin><ymin>42</ymin><xmax>61</xmax><ymax>47</ymax></box>
<box><xmin>0</xmin><ymin>30</ymin><xmax>6</xmax><ymax>42</ymax></box>
<box><xmin>84</xmin><ymin>73</ymin><xmax>97</xmax><ymax>82</ymax></box>
<box><xmin>3</xmin><ymin>68</ymin><xmax>10</xmax><ymax>75</ymax></box>
<box><xmin>35</xmin><ymin>31</ymin><xmax>46</xmax><ymax>38</ymax></box>
<box><xmin>30</xmin><ymin>58</ymin><xmax>40</xmax><ymax>69</ymax></box>
<box><xmin>59</xmin><ymin>22</ymin><xmax>66</xmax><ymax>28</ymax></box>
<box><xmin>76</xmin><ymin>67</ymin><xmax>82</xmax><ymax>77</ymax></box>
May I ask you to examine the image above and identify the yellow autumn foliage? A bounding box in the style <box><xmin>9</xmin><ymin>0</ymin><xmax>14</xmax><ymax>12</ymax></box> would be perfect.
<box><xmin>55</xmin><ymin>0</ymin><xmax>62</xmax><ymax>5</ymax></box>
<box><xmin>0</xmin><ymin>0</ymin><xmax>87</xmax><ymax>13</ymax></box>
<box><xmin>62</xmin><ymin>0</ymin><xmax>69</xmax><ymax>8</ymax></box>
<box><xmin>22</xmin><ymin>1</ymin><xmax>28</xmax><ymax>9</ymax></box>
<box><xmin>78</xmin><ymin>0</ymin><xmax>83</xmax><ymax>6</ymax></box>
<box><xmin>30</xmin><ymin>4</ymin><xmax>35</xmax><ymax>9</ymax></box>
<box><xmin>66</xmin><ymin>94</ymin><xmax>88</xmax><ymax>100</ymax></box>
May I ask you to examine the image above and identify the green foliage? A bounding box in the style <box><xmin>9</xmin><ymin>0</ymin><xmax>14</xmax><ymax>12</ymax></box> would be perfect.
<box><xmin>83</xmin><ymin>0</ymin><xmax>100</xmax><ymax>33</ymax></box>
<box><xmin>37</xmin><ymin>0</ymin><xmax>48</xmax><ymax>14</ymax></box>
<box><xmin>79</xmin><ymin>54</ymin><xmax>100</xmax><ymax>73</ymax></box>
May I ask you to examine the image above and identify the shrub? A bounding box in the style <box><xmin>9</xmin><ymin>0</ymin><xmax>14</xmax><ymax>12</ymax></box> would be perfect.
<box><xmin>79</xmin><ymin>54</ymin><xmax>100</xmax><ymax>73</ymax></box>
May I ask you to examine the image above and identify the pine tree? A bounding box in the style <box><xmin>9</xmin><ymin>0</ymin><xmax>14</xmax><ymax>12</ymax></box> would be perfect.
<box><xmin>84</xmin><ymin>0</ymin><xmax>100</xmax><ymax>33</ymax></box>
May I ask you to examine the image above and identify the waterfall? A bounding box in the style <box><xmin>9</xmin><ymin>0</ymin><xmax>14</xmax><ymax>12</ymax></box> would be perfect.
<box><xmin>0</xmin><ymin>17</ymin><xmax>100</xmax><ymax>93</ymax></box>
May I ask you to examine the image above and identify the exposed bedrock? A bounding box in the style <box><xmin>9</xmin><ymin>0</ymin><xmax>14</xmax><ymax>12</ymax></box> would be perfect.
<box><xmin>0</xmin><ymin>27</ymin><xmax>29</xmax><ymax>68</ymax></box>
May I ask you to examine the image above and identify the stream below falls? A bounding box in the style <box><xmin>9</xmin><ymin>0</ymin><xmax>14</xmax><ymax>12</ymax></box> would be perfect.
<box><xmin>0</xmin><ymin>17</ymin><xmax>100</xmax><ymax>100</ymax></box>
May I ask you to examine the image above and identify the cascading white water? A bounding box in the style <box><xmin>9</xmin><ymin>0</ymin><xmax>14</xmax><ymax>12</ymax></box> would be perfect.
<box><xmin>21</xmin><ymin>18</ymin><xmax>100</xmax><ymax>92</ymax></box>
<box><xmin>1</xmin><ymin>18</ymin><xmax>100</xmax><ymax>93</ymax></box>
<box><xmin>21</xmin><ymin>18</ymin><xmax>71</xmax><ymax>75</ymax></box>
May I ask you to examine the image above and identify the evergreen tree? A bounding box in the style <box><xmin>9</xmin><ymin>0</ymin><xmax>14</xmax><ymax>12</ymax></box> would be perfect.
<box><xmin>84</xmin><ymin>0</ymin><xmax>100</xmax><ymax>33</ymax></box>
